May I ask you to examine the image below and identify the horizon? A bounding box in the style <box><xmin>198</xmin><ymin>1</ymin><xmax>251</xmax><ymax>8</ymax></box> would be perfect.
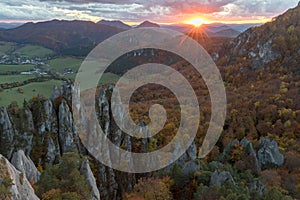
<box><xmin>0</xmin><ymin>18</ymin><xmax>266</xmax><ymax>26</ymax></box>
<box><xmin>0</xmin><ymin>0</ymin><xmax>299</xmax><ymax>26</ymax></box>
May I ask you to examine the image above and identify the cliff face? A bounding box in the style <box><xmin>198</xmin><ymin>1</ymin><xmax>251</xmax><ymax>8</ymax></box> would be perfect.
<box><xmin>0</xmin><ymin>107</ymin><xmax>15</xmax><ymax>159</ymax></box>
<box><xmin>0</xmin><ymin>82</ymin><xmax>198</xmax><ymax>199</ymax></box>
<box><xmin>0</xmin><ymin>154</ymin><xmax>40</xmax><ymax>200</ymax></box>
<box><xmin>11</xmin><ymin>150</ymin><xmax>40</xmax><ymax>184</ymax></box>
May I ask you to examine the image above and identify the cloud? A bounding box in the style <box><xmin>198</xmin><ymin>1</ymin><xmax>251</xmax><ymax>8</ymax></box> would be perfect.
<box><xmin>0</xmin><ymin>0</ymin><xmax>299</xmax><ymax>23</ymax></box>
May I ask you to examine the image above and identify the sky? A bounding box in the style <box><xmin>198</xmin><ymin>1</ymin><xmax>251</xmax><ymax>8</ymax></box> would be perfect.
<box><xmin>0</xmin><ymin>0</ymin><xmax>299</xmax><ymax>24</ymax></box>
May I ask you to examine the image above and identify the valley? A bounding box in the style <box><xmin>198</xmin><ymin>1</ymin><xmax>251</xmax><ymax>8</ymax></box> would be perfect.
<box><xmin>0</xmin><ymin>2</ymin><xmax>300</xmax><ymax>200</ymax></box>
<box><xmin>0</xmin><ymin>42</ymin><xmax>120</xmax><ymax>106</ymax></box>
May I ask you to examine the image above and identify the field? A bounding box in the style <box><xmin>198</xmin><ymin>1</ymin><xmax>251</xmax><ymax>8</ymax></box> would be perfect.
<box><xmin>0</xmin><ymin>42</ymin><xmax>54</xmax><ymax>58</ymax></box>
<box><xmin>48</xmin><ymin>57</ymin><xmax>83</xmax><ymax>72</ymax></box>
<box><xmin>0</xmin><ymin>74</ymin><xmax>35</xmax><ymax>84</ymax></box>
<box><xmin>0</xmin><ymin>54</ymin><xmax>120</xmax><ymax>107</ymax></box>
<box><xmin>0</xmin><ymin>64</ymin><xmax>34</xmax><ymax>72</ymax></box>
<box><xmin>0</xmin><ymin>42</ymin><xmax>15</xmax><ymax>56</ymax></box>
<box><xmin>0</xmin><ymin>80</ymin><xmax>64</xmax><ymax>106</ymax></box>
<box><xmin>14</xmin><ymin>45</ymin><xmax>54</xmax><ymax>58</ymax></box>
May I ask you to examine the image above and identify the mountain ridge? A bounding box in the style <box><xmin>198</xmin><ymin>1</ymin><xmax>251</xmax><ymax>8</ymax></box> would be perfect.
<box><xmin>0</xmin><ymin>19</ymin><xmax>126</xmax><ymax>56</ymax></box>
<box><xmin>97</xmin><ymin>19</ymin><xmax>131</xmax><ymax>29</ymax></box>
<box><xmin>217</xmin><ymin>3</ymin><xmax>300</xmax><ymax>69</ymax></box>
<box><xmin>136</xmin><ymin>20</ymin><xmax>160</xmax><ymax>28</ymax></box>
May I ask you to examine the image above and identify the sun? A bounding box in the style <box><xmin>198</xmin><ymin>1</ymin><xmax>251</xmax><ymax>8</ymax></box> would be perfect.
<box><xmin>186</xmin><ymin>18</ymin><xmax>207</xmax><ymax>27</ymax></box>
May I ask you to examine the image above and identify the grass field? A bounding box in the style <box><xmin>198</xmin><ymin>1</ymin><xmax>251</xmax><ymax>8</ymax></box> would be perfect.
<box><xmin>0</xmin><ymin>64</ymin><xmax>34</xmax><ymax>72</ymax></box>
<box><xmin>14</xmin><ymin>45</ymin><xmax>54</xmax><ymax>58</ymax></box>
<box><xmin>0</xmin><ymin>42</ymin><xmax>15</xmax><ymax>56</ymax></box>
<box><xmin>0</xmin><ymin>80</ymin><xmax>63</xmax><ymax>106</ymax></box>
<box><xmin>48</xmin><ymin>57</ymin><xmax>83</xmax><ymax>72</ymax></box>
<box><xmin>0</xmin><ymin>57</ymin><xmax>121</xmax><ymax>107</ymax></box>
<box><xmin>0</xmin><ymin>74</ymin><xmax>36</xmax><ymax>84</ymax></box>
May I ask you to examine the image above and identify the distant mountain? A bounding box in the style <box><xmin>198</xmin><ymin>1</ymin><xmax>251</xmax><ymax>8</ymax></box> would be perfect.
<box><xmin>0</xmin><ymin>22</ymin><xmax>23</xmax><ymax>29</ymax></box>
<box><xmin>202</xmin><ymin>23</ymin><xmax>231</xmax><ymax>32</ymax></box>
<box><xmin>161</xmin><ymin>24</ymin><xmax>194</xmax><ymax>33</ymax></box>
<box><xmin>210</xmin><ymin>28</ymin><xmax>241</xmax><ymax>38</ymax></box>
<box><xmin>202</xmin><ymin>23</ymin><xmax>261</xmax><ymax>33</ymax></box>
<box><xmin>0</xmin><ymin>20</ymin><xmax>125</xmax><ymax>56</ymax></box>
<box><xmin>217</xmin><ymin>3</ymin><xmax>300</xmax><ymax>69</ymax></box>
<box><xmin>225</xmin><ymin>24</ymin><xmax>262</xmax><ymax>32</ymax></box>
<box><xmin>97</xmin><ymin>19</ymin><xmax>131</xmax><ymax>29</ymax></box>
<box><xmin>161</xmin><ymin>23</ymin><xmax>241</xmax><ymax>38</ymax></box>
<box><xmin>136</xmin><ymin>21</ymin><xmax>160</xmax><ymax>28</ymax></box>
<box><xmin>0</xmin><ymin>18</ymin><xmax>264</xmax><ymax>57</ymax></box>
<box><xmin>162</xmin><ymin>23</ymin><xmax>241</xmax><ymax>38</ymax></box>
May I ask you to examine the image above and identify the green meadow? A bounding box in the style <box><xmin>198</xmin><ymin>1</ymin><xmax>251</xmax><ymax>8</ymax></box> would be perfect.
<box><xmin>0</xmin><ymin>80</ymin><xmax>63</xmax><ymax>106</ymax></box>
<box><xmin>0</xmin><ymin>74</ymin><xmax>36</xmax><ymax>84</ymax></box>
<box><xmin>48</xmin><ymin>57</ymin><xmax>83</xmax><ymax>72</ymax></box>
<box><xmin>0</xmin><ymin>64</ymin><xmax>34</xmax><ymax>73</ymax></box>
<box><xmin>14</xmin><ymin>45</ymin><xmax>54</xmax><ymax>58</ymax></box>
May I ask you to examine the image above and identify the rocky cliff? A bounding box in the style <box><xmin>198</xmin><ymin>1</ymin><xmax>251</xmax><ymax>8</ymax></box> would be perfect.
<box><xmin>217</xmin><ymin>3</ymin><xmax>300</xmax><ymax>69</ymax></box>
<box><xmin>0</xmin><ymin>81</ymin><xmax>198</xmax><ymax>199</ymax></box>
<box><xmin>0</xmin><ymin>154</ymin><xmax>40</xmax><ymax>200</ymax></box>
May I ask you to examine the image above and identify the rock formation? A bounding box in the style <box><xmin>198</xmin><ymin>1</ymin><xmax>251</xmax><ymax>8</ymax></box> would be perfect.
<box><xmin>257</xmin><ymin>137</ymin><xmax>284</xmax><ymax>169</ymax></box>
<box><xmin>0</xmin><ymin>154</ymin><xmax>40</xmax><ymax>200</ymax></box>
<box><xmin>11</xmin><ymin>150</ymin><xmax>40</xmax><ymax>184</ymax></box>
<box><xmin>209</xmin><ymin>170</ymin><xmax>235</xmax><ymax>186</ymax></box>
<box><xmin>80</xmin><ymin>160</ymin><xmax>101</xmax><ymax>200</ymax></box>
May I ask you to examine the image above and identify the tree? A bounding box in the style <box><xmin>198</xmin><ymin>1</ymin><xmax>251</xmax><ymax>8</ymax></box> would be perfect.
<box><xmin>124</xmin><ymin>177</ymin><xmax>173</xmax><ymax>200</ymax></box>
<box><xmin>35</xmin><ymin>152</ymin><xmax>92</xmax><ymax>200</ymax></box>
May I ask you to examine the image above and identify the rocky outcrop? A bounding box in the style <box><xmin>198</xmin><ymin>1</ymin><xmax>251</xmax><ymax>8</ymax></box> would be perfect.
<box><xmin>11</xmin><ymin>150</ymin><xmax>40</xmax><ymax>184</ymax></box>
<box><xmin>58</xmin><ymin>99</ymin><xmax>79</xmax><ymax>153</ymax></box>
<box><xmin>10</xmin><ymin>107</ymin><xmax>34</xmax><ymax>156</ymax></box>
<box><xmin>257</xmin><ymin>137</ymin><xmax>284</xmax><ymax>169</ymax></box>
<box><xmin>0</xmin><ymin>107</ymin><xmax>15</xmax><ymax>159</ymax></box>
<box><xmin>220</xmin><ymin>27</ymin><xmax>281</xmax><ymax>69</ymax></box>
<box><xmin>0</xmin><ymin>154</ymin><xmax>40</xmax><ymax>200</ymax></box>
<box><xmin>50</xmin><ymin>80</ymin><xmax>75</xmax><ymax>103</ymax></box>
<box><xmin>221</xmin><ymin>137</ymin><xmax>284</xmax><ymax>172</ymax></box>
<box><xmin>45</xmin><ymin>135</ymin><xmax>60</xmax><ymax>166</ymax></box>
<box><xmin>1</xmin><ymin>83</ymin><xmax>202</xmax><ymax>200</ymax></box>
<box><xmin>250</xmin><ymin>179</ymin><xmax>265</xmax><ymax>196</ymax></box>
<box><xmin>209</xmin><ymin>170</ymin><xmax>235</xmax><ymax>186</ymax></box>
<box><xmin>39</xmin><ymin>99</ymin><xmax>58</xmax><ymax>134</ymax></box>
<box><xmin>80</xmin><ymin>160</ymin><xmax>101</xmax><ymax>200</ymax></box>
<box><xmin>240</xmin><ymin>138</ymin><xmax>260</xmax><ymax>173</ymax></box>
<box><xmin>218</xmin><ymin>3</ymin><xmax>300</xmax><ymax>69</ymax></box>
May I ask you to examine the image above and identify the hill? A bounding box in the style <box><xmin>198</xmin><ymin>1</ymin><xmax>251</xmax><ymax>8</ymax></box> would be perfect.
<box><xmin>209</xmin><ymin>28</ymin><xmax>241</xmax><ymax>38</ymax></box>
<box><xmin>0</xmin><ymin>20</ymin><xmax>126</xmax><ymax>56</ymax></box>
<box><xmin>217</xmin><ymin>3</ymin><xmax>300</xmax><ymax>69</ymax></box>
<box><xmin>0</xmin><ymin>22</ymin><xmax>23</xmax><ymax>29</ymax></box>
<box><xmin>162</xmin><ymin>23</ymin><xmax>241</xmax><ymax>38</ymax></box>
<box><xmin>136</xmin><ymin>20</ymin><xmax>160</xmax><ymax>28</ymax></box>
<box><xmin>97</xmin><ymin>19</ymin><xmax>131</xmax><ymax>29</ymax></box>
